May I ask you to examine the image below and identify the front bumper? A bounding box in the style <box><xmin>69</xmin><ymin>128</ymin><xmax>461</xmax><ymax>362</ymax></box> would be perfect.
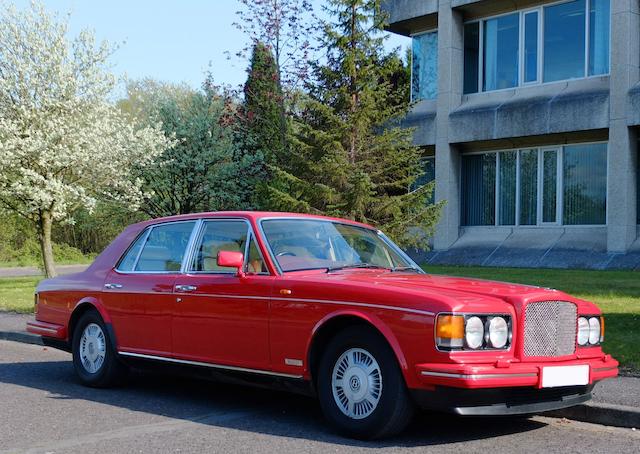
<box><xmin>411</xmin><ymin>384</ymin><xmax>593</xmax><ymax>416</ymax></box>
<box><xmin>415</xmin><ymin>354</ymin><xmax>618</xmax><ymax>389</ymax></box>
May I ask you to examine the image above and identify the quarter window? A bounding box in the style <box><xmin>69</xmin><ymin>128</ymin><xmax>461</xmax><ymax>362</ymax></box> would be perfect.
<box><xmin>135</xmin><ymin>222</ymin><xmax>196</xmax><ymax>272</ymax></box>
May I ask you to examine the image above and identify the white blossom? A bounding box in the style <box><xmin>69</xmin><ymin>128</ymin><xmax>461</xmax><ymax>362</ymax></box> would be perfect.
<box><xmin>0</xmin><ymin>1</ymin><xmax>172</xmax><ymax>224</ymax></box>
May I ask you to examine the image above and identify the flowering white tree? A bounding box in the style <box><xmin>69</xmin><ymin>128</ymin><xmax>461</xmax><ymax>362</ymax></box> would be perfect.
<box><xmin>0</xmin><ymin>2</ymin><xmax>172</xmax><ymax>278</ymax></box>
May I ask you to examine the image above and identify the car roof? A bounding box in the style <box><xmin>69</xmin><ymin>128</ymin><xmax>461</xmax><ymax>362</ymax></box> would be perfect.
<box><xmin>135</xmin><ymin>211</ymin><xmax>378</xmax><ymax>231</ymax></box>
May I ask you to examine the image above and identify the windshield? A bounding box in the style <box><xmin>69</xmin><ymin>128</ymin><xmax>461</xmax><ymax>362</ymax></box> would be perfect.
<box><xmin>260</xmin><ymin>219</ymin><xmax>419</xmax><ymax>273</ymax></box>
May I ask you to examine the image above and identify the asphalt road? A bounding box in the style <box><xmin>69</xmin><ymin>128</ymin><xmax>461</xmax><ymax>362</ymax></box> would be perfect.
<box><xmin>0</xmin><ymin>265</ymin><xmax>87</xmax><ymax>278</ymax></box>
<box><xmin>1</xmin><ymin>341</ymin><xmax>638</xmax><ymax>454</ymax></box>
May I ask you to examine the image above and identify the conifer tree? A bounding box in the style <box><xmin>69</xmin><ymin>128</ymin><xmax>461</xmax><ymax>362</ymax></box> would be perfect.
<box><xmin>270</xmin><ymin>0</ymin><xmax>442</xmax><ymax>248</ymax></box>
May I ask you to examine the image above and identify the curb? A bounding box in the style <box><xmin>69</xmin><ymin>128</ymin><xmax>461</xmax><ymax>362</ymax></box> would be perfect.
<box><xmin>0</xmin><ymin>331</ymin><xmax>638</xmax><ymax>430</ymax></box>
<box><xmin>0</xmin><ymin>330</ymin><xmax>43</xmax><ymax>346</ymax></box>
<box><xmin>547</xmin><ymin>402</ymin><xmax>640</xmax><ymax>430</ymax></box>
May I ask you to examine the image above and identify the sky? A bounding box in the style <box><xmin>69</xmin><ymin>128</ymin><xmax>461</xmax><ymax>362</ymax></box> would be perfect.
<box><xmin>14</xmin><ymin>0</ymin><xmax>410</xmax><ymax>92</ymax></box>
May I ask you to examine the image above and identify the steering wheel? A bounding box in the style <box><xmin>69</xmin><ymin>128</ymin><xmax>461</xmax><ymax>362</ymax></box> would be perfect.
<box><xmin>276</xmin><ymin>251</ymin><xmax>297</xmax><ymax>257</ymax></box>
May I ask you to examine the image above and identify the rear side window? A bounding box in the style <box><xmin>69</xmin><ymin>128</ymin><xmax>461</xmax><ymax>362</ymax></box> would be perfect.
<box><xmin>117</xmin><ymin>221</ymin><xmax>196</xmax><ymax>272</ymax></box>
<box><xmin>117</xmin><ymin>231</ymin><xmax>148</xmax><ymax>271</ymax></box>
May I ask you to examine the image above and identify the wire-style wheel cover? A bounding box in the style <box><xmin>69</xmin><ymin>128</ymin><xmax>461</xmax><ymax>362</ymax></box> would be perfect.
<box><xmin>79</xmin><ymin>323</ymin><xmax>106</xmax><ymax>374</ymax></box>
<box><xmin>331</xmin><ymin>348</ymin><xmax>383</xmax><ymax>419</ymax></box>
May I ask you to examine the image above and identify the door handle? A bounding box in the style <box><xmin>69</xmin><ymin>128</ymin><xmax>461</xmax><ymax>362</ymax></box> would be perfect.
<box><xmin>175</xmin><ymin>284</ymin><xmax>197</xmax><ymax>292</ymax></box>
<box><xmin>104</xmin><ymin>283</ymin><xmax>123</xmax><ymax>289</ymax></box>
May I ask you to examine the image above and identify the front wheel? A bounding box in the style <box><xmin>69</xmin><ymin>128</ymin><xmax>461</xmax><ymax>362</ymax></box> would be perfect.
<box><xmin>317</xmin><ymin>326</ymin><xmax>414</xmax><ymax>439</ymax></box>
<box><xmin>72</xmin><ymin>310</ymin><xmax>127</xmax><ymax>387</ymax></box>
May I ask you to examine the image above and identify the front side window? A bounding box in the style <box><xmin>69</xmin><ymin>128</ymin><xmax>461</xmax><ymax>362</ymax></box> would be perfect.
<box><xmin>461</xmin><ymin>143</ymin><xmax>607</xmax><ymax>227</ymax></box>
<box><xmin>261</xmin><ymin>220</ymin><xmax>415</xmax><ymax>272</ymax></box>
<box><xmin>190</xmin><ymin>220</ymin><xmax>248</xmax><ymax>273</ymax></box>
<box><xmin>411</xmin><ymin>31</ymin><xmax>438</xmax><ymax>101</ymax></box>
<box><xmin>135</xmin><ymin>222</ymin><xmax>196</xmax><ymax>272</ymax></box>
<box><xmin>464</xmin><ymin>0</ymin><xmax>610</xmax><ymax>94</ymax></box>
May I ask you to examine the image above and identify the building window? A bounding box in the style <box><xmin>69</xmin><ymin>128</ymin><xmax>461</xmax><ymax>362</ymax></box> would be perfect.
<box><xmin>461</xmin><ymin>154</ymin><xmax>496</xmax><ymax>226</ymax></box>
<box><xmin>463</xmin><ymin>0</ymin><xmax>610</xmax><ymax>94</ymax></box>
<box><xmin>411</xmin><ymin>31</ymin><xmax>438</xmax><ymax>101</ymax></box>
<box><xmin>461</xmin><ymin>143</ymin><xmax>607</xmax><ymax>226</ymax></box>
<box><xmin>412</xmin><ymin>156</ymin><xmax>436</xmax><ymax>203</ymax></box>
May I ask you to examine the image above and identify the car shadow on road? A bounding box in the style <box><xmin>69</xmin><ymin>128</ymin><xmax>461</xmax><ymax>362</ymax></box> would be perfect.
<box><xmin>0</xmin><ymin>358</ymin><xmax>547</xmax><ymax>448</ymax></box>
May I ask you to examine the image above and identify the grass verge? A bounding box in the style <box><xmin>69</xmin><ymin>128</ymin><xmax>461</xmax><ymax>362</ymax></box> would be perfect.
<box><xmin>0</xmin><ymin>276</ymin><xmax>41</xmax><ymax>313</ymax></box>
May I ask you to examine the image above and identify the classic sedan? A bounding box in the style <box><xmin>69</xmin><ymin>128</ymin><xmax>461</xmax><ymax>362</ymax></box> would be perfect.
<box><xmin>27</xmin><ymin>211</ymin><xmax>618</xmax><ymax>439</ymax></box>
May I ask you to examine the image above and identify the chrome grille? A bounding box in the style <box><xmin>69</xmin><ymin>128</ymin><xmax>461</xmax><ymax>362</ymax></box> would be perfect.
<box><xmin>523</xmin><ymin>301</ymin><xmax>577</xmax><ymax>357</ymax></box>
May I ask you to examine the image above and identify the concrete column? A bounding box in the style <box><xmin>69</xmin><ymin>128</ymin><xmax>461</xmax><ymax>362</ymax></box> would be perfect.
<box><xmin>434</xmin><ymin>1</ymin><xmax>464</xmax><ymax>250</ymax></box>
<box><xmin>607</xmin><ymin>0</ymin><xmax>640</xmax><ymax>252</ymax></box>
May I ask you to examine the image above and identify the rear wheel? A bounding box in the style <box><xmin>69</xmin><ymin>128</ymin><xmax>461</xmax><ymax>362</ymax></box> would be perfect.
<box><xmin>72</xmin><ymin>310</ymin><xmax>127</xmax><ymax>387</ymax></box>
<box><xmin>317</xmin><ymin>326</ymin><xmax>414</xmax><ymax>439</ymax></box>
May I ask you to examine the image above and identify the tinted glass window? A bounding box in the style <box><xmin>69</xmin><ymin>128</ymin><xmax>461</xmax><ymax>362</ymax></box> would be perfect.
<box><xmin>544</xmin><ymin>0</ymin><xmax>586</xmax><ymax>82</ymax></box>
<box><xmin>589</xmin><ymin>0</ymin><xmax>610</xmax><ymax>76</ymax></box>
<box><xmin>563</xmin><ymin>143</ymin><xmax>607</xmax><ymax>225</ymax></box>
<box><xmin>135</xmin><ymin>222</ymin><xmax>196</xmax><ymax>272</ymax></box>
<box><xmin>461</xmin><ymin>154</ymin><xmax>496</xmax><ymax>226</ymax></box>
<box><xmin>483</xmin><ymin>13</ymin><xmax>519</xmax><ymax>91</ymax></box>
<box><xmin>519</xmin><ymin>149</ymin><xmax>538</xmax><ymax>226</ymax></box>
<box><xmin>524</xmin><ymin>12</ymin><xmax>539</xmax><ymax>83</ymax></box>
<box><xmin>411</xmin><ymin>31</ymin><xmax>438</xmax><ymax>101</ymax></box>
<box><xmin>190</xmin><ymin>220</ymin><xmax>248</xmax><ymax>272</ymax></box>
<box><xmin>498</xmin><ymin>151</ymin><xmax>516</xmax><ymax>226</ymax></box>
<box><xmin>463</xmin><ymin>22</ymin><xmax>480</xmax><ymax>94</ymax></box>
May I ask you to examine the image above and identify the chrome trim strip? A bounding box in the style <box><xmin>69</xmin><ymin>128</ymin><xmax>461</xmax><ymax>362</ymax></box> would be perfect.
<box><xmin>27</xmin><ymin>324</ymin><xmax>60</xmax><ymax>333</ymax></box>
<box><xmin>118</xmin><ymin>351</ymin><xmax>304</xmax><ymax>379</ymax></box>
<box><xmin>285</xmin><ymin>358</ymin><xmax>303</xmax><ymax>367</ymax></box>
<box><xmin>168</xmin><ymin>292</ymin><xmax>435</xmax><ymax>317</ymax></box>
<box><xmin>420</xmin><ymin>371</ymin><xmax>538</xmax><ymax>380</ymax></box>
<box><xmin>181</xmin><ymin>219</ymin><xmax>204</xmax><ymax>273</ymax></box>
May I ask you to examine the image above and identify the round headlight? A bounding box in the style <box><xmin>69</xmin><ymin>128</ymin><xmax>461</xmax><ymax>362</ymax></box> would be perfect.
<box><xmin>577</xmin><ymin>317</ymin><xmax>590</xmax><ymax>346</ymax></box>
<box><xmin>465</xmin><ymin>316</ymin><xmax>484</xmax><ymax>349</ymax></box>
<box><xmin>488</xmin><ymin>317</ymin><xmax>509</xmax><ymax>349</ymax></box>
<box><xmin>588</xmin><ymin>317</ymin><xmax>601</xmax><ymax>345</ymax></box>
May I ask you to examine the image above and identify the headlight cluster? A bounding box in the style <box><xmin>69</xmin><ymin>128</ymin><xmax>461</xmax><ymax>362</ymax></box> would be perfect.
<box><xmin>436</xmin><ymin>314</ymin><xmax>512</xmax><ymax>351</ymax></box>
<box><xmin>578</xmin><ymin>316</ymin><xmax>604</xmax><ymax>346</ymax></box>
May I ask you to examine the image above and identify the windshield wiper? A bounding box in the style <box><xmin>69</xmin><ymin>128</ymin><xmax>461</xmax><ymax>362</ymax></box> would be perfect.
<box><xmin>390</xmin><ymin>266</ymin><xmax>421</xmax><ymax>273</ymax></box>
<box><xmin>326</xmin><ymin>263</ymin><xmax>389</xmax><ymax>273</ymax></box>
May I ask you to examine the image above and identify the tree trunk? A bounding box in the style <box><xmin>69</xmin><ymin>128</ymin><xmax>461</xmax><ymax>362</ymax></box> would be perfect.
<box><xmin>37</xmin><ymin>210</ymin><xmax>57</xmax><ymax>278</ymax></box>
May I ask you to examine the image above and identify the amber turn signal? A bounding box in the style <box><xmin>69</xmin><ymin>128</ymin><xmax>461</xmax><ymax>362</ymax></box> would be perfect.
<box><xmin>436</xmin><ymin>315</ymin><xmax>465</xmax><ymax>348</ymax></box>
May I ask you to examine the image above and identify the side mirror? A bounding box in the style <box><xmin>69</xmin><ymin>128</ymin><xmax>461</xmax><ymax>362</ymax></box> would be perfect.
<box><xmin>217</xmin><ymin>251</ymin><xmax>245</xmax><ymax>278</ymax></box>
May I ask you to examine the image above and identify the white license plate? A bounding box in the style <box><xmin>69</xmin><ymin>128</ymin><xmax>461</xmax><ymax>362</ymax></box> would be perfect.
<box><xmin>541</xmin><ymin>365</ymin><xmax>589</xmax><ymax>388</ymax></box>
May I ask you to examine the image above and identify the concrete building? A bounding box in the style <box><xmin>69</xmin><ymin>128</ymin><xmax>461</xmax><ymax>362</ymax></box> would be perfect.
<box><xmin>385</xmin><ymin>0</ymin><xmax>640</xmax><ymax>269</ymax></box>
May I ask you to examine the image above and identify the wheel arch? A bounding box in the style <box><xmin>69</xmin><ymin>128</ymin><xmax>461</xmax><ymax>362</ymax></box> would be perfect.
<box><xmin>68</xmin><ymin>298</ymin><xmax>117</xmax><ymax>351</ymax></box>
<box><xmin>306</xmin><ymin>310</ymin><xmax>409</xmax><ymax>388</ymax></box>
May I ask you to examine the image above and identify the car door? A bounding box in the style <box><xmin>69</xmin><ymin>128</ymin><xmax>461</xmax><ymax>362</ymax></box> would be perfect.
<box><xmin>102</xmin><ymin>220</ymin><xmax>198</xmax><ymax>356</ymax></box>
<box><xmin>171</xmin><ymin>219</ymin><xmax>273</xmax><ymax>370</ymax></box>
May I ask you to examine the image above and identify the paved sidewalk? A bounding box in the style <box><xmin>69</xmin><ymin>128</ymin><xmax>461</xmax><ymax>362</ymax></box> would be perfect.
<box><xmin>0</xmin><ymin>264</ymin><xmax>88</xmax><ymax>278</ymax></box>
<box><xmin>0</xmin><ymin>311</ymin><xmax>638</xmax><ymax>429</ymax></box>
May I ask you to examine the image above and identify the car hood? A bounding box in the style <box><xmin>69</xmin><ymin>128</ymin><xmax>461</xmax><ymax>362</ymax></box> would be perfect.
<box><xmin>286</xmin><ymin>269</ymin><xmax>592</xmax><ymax>313</ymax></box>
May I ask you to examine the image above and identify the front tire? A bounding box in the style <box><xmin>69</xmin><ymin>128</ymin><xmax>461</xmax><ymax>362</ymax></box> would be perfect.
<box><xmin>317</xmin><ymin>326</ymin><xmax>414</xmax><ymax>439</ymax></box>
<box><xmin>72</xmin><ymin>310</ymin><xmax>126</xmax><ymax>387</ymax></box>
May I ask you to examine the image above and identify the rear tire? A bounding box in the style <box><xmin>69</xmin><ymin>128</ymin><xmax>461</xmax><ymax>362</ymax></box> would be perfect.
<box><xmin>72</xmin><ymin>310</ymin><xmax>127</xmax><ymax>387</ymax></box>
<box><xmin>317</xmin><ymin>326</ymin><xmax>414</xmax><ymax>439</ymax></box>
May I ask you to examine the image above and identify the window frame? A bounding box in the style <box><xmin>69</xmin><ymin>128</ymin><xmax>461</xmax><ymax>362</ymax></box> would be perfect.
<box><xmin>410</xmin><ymin>28</ymin><xmax>438</xmax><ymax>102</ymax></box>
<box><xmin>114</xmin><ymin>220</ymin><xmax>199</xmax><ymax>274</ymax></box>
<box><xmin>464</xmin><ymin>0</ymin><xmax>610</xmax><ymax>94</ymax></box>
<box><xmin>461</xmin><ymin>141</ymin><xmax>608</xmax><ymax>227</ymax></box>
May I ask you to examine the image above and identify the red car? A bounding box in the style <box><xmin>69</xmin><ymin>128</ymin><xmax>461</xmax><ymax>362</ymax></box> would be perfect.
<box><xmin>27</xmin><ymin>212</ymin><xmax>618</xmax><ymax>439</ymax></box>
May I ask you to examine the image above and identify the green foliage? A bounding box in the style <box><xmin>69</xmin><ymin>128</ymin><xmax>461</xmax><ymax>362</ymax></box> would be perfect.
<box><xmin>266</xmin><ymin>0</ymin><xmax>442</xmax><ymax>248</ymax></box>
<box><xmin>122</xmin><ymin>78</ymin><xmax>265</xmax><ymax>217</ymax></box>
<box><xmin>0</xmin><ymin>215</ymin><xmax>90</xmax><ymax>267</ymax></box>
<box><xmin>244</xmin><ymin>42</ymin><xmax>287</xmax><ymax>164</ymax></box>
